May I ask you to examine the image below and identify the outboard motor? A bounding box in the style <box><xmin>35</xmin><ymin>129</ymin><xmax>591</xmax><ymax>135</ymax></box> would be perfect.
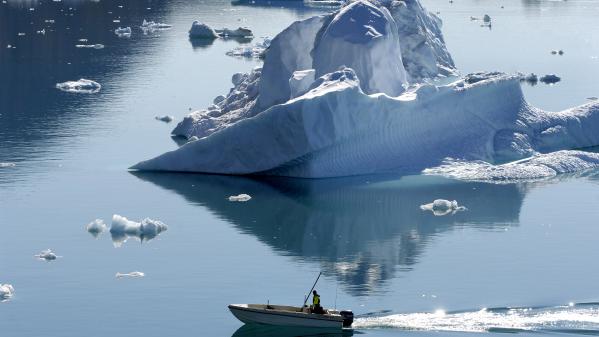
<box><xmin>340</xmin><ymin>310</ymin><xmax>354</xmax><ymax>328</ymax></box>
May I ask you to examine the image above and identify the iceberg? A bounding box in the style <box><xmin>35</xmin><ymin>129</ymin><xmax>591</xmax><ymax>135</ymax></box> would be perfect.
<box><xmin>189</xmin><ymin>21</ymin><xmax>219</xmax><ymax>39</ymax></box>
<box><xmin>0</xmin><ymin>284</ymin><xmax>14</xmax><ymax>302</ymax></box>
<box><xmin>228</xmin><ymin>193</ymin><xmax>252</xmax><ymax>202</ymax></box>
<box><xmin>420</xmin><ymin>199</ymin><xmax>466</xmax><ymax>216</ymax></box>
<box><xmin>109</xmin><ymin>214</ymin><xmax>168</xmax><ymax>246</ymax></box>
<box><xmin>86</xmin><ymin>219</ymin><xmax>107</xmax><ymax>238</ymax></box>
<box><xmin>56</xmin><ymin>79</ymin><xmax>101</xmax><ymax>93</ymax></box>
<box><xmin>35</xmin><ymin>249</ymin><xmax>59</xmax><ymax>261</ymax></box>
<box><xmin>132</xmin><ymin>0</ymin><xmax>599</xmax><ymax>180</ymax></box>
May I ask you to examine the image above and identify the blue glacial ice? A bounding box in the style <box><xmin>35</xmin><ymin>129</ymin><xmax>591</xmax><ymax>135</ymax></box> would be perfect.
<box><xmin>132</xmin><ymin>0</ymin><xmax>599</xmax><ymax>180</ymax></box>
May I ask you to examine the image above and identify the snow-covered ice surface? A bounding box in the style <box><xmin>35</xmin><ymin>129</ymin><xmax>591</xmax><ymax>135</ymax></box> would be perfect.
<box><xmin>109</xmin><ymin>214</ymin><xmax>168</xmax><ymax>247</ymax></box>
<box><xmin>132</xmin><ymin>0</ymin><xmax>599</xmax><ymax>181</ymax></box>
<box><xmin>116</xmin><ymin>272</ymin><xmax>145</xmax><ymax>278</ymax></box>
<box><xmin>86</xmin><ymin>219</ymin><xmax>107</xmax><ymax>238</ymax></box>
<box><xmin>228</xmin><ymin>193</ymin><xmax>252</xmax><ymax>202</ymax></box>
<box><xmin>56</xmin><ymin>79</ymin><xmax>101</xmax><ymax>93</ymax></box>
<box><xmin>35</xmin><ymin>249</ymin><xmax>59</xmax><ymax>261</ymax></box>
<box><xmin>0</xmin><ymin>284</ymin><xmax>14</xmax><ymax>302</ymax></box>
<box><xmin>420</xmin><ymin>199</ymin><xmax>466</xmax><ymax>216</ymax></box>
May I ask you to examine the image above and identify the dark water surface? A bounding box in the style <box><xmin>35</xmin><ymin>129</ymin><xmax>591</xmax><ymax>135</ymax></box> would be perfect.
<box><xmin>2</xmin><ymin>0</ymin><xmax>599</xmax><ymax>336</ymax></box>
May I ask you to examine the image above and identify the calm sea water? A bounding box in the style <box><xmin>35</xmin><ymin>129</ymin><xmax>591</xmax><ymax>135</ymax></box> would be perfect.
<box><xmin>1</xmin><ymin>0</ymin><xmax>599</xmax><ymax>336</ymax></box>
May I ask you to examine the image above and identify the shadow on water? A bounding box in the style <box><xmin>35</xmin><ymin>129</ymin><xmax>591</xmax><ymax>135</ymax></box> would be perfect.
<box><xmin>232</xmin><ymin>324</ymin><xmax>356</xmax><ymax>337</ymax></box>
<box><xmin>132</xmin><ymin>172</ymin><xmax>525</xmax><ymax>295</ymax></box>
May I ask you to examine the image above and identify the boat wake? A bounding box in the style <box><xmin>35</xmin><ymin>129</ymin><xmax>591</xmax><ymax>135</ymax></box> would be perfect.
<box><xmin>353</xmin><ymin>302</ymin><xmax>599</xmax><ymax>334</ymax></box>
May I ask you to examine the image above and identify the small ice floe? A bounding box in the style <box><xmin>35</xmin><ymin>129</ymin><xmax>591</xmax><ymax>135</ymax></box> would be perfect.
<box><xmin>110</xmin><ymin>214</ymin><xmax>168</xmax><ymax>247</ymax></box>
<box><xmin>86</xmin><ymin>219</ymin><xmax>107</xmax><ymax>238</ymax></box>
<box><xmin>540</xmin><ymin>74</ymin><xmax>561</xmax><ymax>84</ymax></box>
<box><xmin>114</xmin><ymin>26</ymin><xmax>131</xmax><ymax>37</ymax></box>
<box><xmin>116</xmin><ymin>271</ymin><xmax>145</xmax><ymax>278</ymax></box>
<box><xmin>420</xmin><ymin>199</ymin><xmax>467</xmax><ymax>216</ymax></box>
<box><xmin>216</xmin><ymin>27</ymin><xmax>253</xmax><ymax>39</ymax></box>
<box><xmin>0</xmin><ymin>162</ymin><xmax>16</xmax><ymax>168</ymax></box>
<box><xmin>17</xmin><ymin>32</ymin><xmax>26</xmax><ymax>36</ymax></box>
<box><xmin>226</xmin><ymin>37</ymin><xmax>271</xmax><ymax>59</ymax></box>
<box><xmin>45</xmin><ymin>19</ymin><xmax>55</xmax><ymax>23</ymax></box>
<box><xmin>35</xmin><ymin>249</ymin><xmax>60</xmax><ymax>261</ymax></box>
<box><xmin>155</xmin><ymin>115</ymin><xmax>174</xmax><ymax>123</ymax></box>
<box><xmin>188</xmin><ymin>21</ymin><xmax>218</xmax><ymax>39</ymax></box>
<box><xmin>56</xmin><ymin>79</ymin><xmax>101</xmax><ymax>93</ymax></box>
<box><xmin>0</xmin><ymin>284</ymin><xmax>15</xmax><ymax>302</ymax></box>
<box><xmin>517</xmin><ymin>72</ymin><xmax>538</xmax><ymax>85</ymax></box>
<box><xmin>76</xmin><ymin>44</ymin><xmax>104</xmax><ymax>49</ymax></box>
<box><xmin>36</xmin><ymin>29</ymin><xmax>46</xmax><ymax>35</ymax></box>
<box><xmin>228</xmin><ymin>194</ymin><xmax>252</xmax><ymax>202</ymax></box>
<box><xmin>140</xmin><ymin>19</ymin><xmax>172</xmax><ymax>34</ymax></box>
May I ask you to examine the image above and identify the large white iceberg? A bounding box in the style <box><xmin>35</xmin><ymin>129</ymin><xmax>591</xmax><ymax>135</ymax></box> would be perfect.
<box><xmin>132</xmin><ymin>0</ymin><xmax>599</xmax><ymax>179</ymax></box>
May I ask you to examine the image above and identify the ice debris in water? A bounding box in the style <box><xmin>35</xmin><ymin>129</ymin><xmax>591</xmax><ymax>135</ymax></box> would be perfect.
<box><xmin>75</xmin><ymin>44</ymin><xmax>104</xmax><ymax>49</ymax></box>
<box><xmin>56</xmin><ymin>79</ymin><xmax>101</xmax><ymax>93</ymax></box>
<box><xmin>35</xmin><ymin>249</ymin><xmax>60</xmax><ymax>261</ymax></box>
<box><xmin>188</xmin><ymin>21</ymin><xmax>218</xmax><ymax>39</ymax></box>
<box><xmin>0</xmin><ymin>284</ymin><xmax>15</xmax><ymax>302</ymax></box>
<box><xmin>540</xmin><ymin>74</ymin><xmax>561</xmax><ymax>84</ymax></box>
<box><xmin>86</xmin><ymin>219</ymin><xmax>107</xmax><ymax>238</ymax></box>
<box><xmin>110</xmin><ymin>214</ymin><xmax>168</xmax><ymax>247</ymax></box>
<box><xmin>114</xmin><ymin>27</ymin><xmax>131</xmax><ymax>37</ymax></box>
<box><xmin>226</xmin><ymin>37</ymin><xmax>271</xmax><ymax>59</ymax></box>
<box><xmin>228</xmin><ymin>194</ymin><xmax>252</xmax><ymax>202</ymax></box>
<box><xmin>140</xmin><ymin>19</ymin><xmax>172</xmax><ymax>34</ymax></box>
<box><xmin>155</xmin><ymin>115</ymin><xmax>174</xmax><ymax>123</ymax></box>
<box><xmin>216</xmin><ymin>27</ymin><xmax>253</xmax><ymax>38</ymax></box>
<box><xmin>116</xmin><ymin>271</ymin><xmax>145</xmax><ymax>278</ymax></box>
<box><xmin>420</xmin><ymin>199</ymin><xmax>466</xmax><ymax>216</ymax></box>
<box><xmin>551</xmin><ymin>50</ymin><xmax>564</xmax><ymax>55</ymax></box>
<box><xmin>517</xmin><ymin>72</ymin><xmax>538</xmax><ymax>85</ymax></box>
<box><xmin>0</xmin><ymin>162</ymin><xmax>16</xmax><ymax>168</ymax></box>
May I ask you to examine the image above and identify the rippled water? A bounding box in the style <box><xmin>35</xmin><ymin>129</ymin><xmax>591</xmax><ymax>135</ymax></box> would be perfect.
<box><xmin>2</xmin><ymin>0</ymin><xmax>599</xmax><ymax>336</ymax></box>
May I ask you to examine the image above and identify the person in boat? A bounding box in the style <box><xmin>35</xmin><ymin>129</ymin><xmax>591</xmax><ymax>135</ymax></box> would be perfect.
<box><xmin>311</xmin><ymin>290</ymin><xmax>325</xmax><ymax>314</ymax></box>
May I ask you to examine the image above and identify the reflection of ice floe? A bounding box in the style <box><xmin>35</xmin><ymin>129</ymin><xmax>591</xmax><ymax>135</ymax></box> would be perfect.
<box><xmin>188</xmin><ymin>21</ymin><xmax>218</xmax><ymax>39</ymax></box>
<box><xmin>35</xmin><ymin>249</ymin><xmax>60</xmax><ymax>261</ymax></box>
<box><xmin>56</xmin><ymin>79</ymin><xmax>101</xmax><ymax>93</ymax></box>
<box><xmin>226</xmin><ymin>38</ymin><xmax>271</xmax><ymax>59</ymax></box>
<box><xmin>0</xmin><ymin>284</ymin><xmax>15</xmax><ymax>302</ymax></box>
<box><xmin>424</xmin><ymin>150</ymin><xmax>599</xmax><ymax>183</ymax></box>
<box><xmin>86</xmin><ymin>219</ymin><xmax>107</xmax><ymax>238</ymax></box>
<box><xmin>420</xmin><ymin>199</ymin><xmax>466</xmax><ymax>216</ymax></box>
<box><xmin>114</xmin><ymin>27</ymin><xmax>131</xmax><ymax>37</ymax></box>
<box><xmin>155</xmin><ymin>115</ymin><xmax>174</xmax><ymax>123</ymax></box>
<box><xmin>116</xmin><ymin>271</ymin><xmax>145</xmax><ymax>278</ymax></box>
<box><xmin>75</xmin><ymin>44</ymin><xmax>104</xmax><ymax>49</ymax></box>
<box><xmin>228</xmin><ymin>193</ymin><xmax>252</xmax><ymax>202</ymax></box>
<box><xmin>109</xmin><ymin>214</ymin><xmax>168</xmax><ymax>247</ymax></box>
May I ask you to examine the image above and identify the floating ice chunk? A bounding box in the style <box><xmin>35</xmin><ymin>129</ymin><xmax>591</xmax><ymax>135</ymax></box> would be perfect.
<box><xmin>517</xmin><ymin>72</ymin><xmax>538</xmax><ymax>85</ymax></box>
<box><xmin>36</xmin><ymin>29</ymin><xmax>45</xmax><ymax>35</ymax></box>
<box><xmin>110</xmin><ymin>214</ymin><xmax>168</xmax><ymax>246</ymax></box>
<box><xmin>188</xmin><ymin>21</ymin><xmax>218</xmax><ymax>39</ymax></box>
<box><xmin>483</xmin><ymin>14</ymin><xmax>491</xmax><ymax>23</ymax></box>
<box><xmin>56</xmin><ymin>79</ymin><xmax>101</xmax><ymax>93</ymax></box>
<box><xmin>216</xmin><ymin>27</ymin><xmax>253</xmax><ymax>38</ymax></box>
<box><xmin>155</xmin><ymin>115</ymin><xmax>174</xmax><ymax>123</ymax></box>
<box><xmin>228</xmin><ymin>194</ymin><xmax>252</xmax><ymax>202</ymax></box>
<box><xmin>0</xmin><ymin>162</ymin><xmax>16</xmax><ymax>168</ymax></box>
<box><xmin>0</xmin><ymin>284</ymin><xmax>14</xmax><ymax>302</ymax></box>
<box><xmin>114</xmin><ymin>26</ymin><xmax>131</xmax><ymax>37</ymax></box>
<box><xmin>35</xmin><ymin>249</ymin><xmax>60</xmax><ymax>261</ymax></box>
<box><xmin>420</xmin><ymin>199</ymin><xmax>466</xmax><ymax>216</ymax></box>
<box><xmin>540</xmin><ymin>74</ymin><xmax>561</xmax><ymax>84</ymax></box>
<box><xmin>225</xmin><ymin>37</ymin><xmax>271</xmax><ymax>59</ymax></box>
<box><xmin>75</xmin><ymin>44</ymin><xmax>104</xmax><ymax>49</ymax></box>
<box><xmin>423</xmin><ymin>150</ymin><xmax>599</xmax><ymax>183</ymax></box>
<box><xmin>116</xmin><ymin>271</ymin><xmax>145</xmax><ymax>278</ymax></box>
<box><xmin>86</xmin><ymin>219</ymin><xmax>107</xmax><ymax>238</ymax></box>
<box><xmin>140</xmin><ymin>19</ymin><xmax>172</xmax><ymax>34</ymax></box>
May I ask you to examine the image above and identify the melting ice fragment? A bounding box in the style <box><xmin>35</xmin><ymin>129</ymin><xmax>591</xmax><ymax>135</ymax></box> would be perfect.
<box><xmin>228</xmin><ymin>194</ymin><xmax>252</xmax><ymax>202</ymax></box>
<box><xmin>114</xmin><ymin>27</ymin><xmax>131</xmax><ymax>37</ymax></box>
<box><xmin>86</xmin><ymin>219</ymin><xmax>107</xmax><ymax>238</ymax></box>
<box><xmin>0</xmin><ymin>284</ymin><xmax>14</xmax><ymax>302</ymax></box>
<box><xmin>35</xmin><ymin>249</ymin><xmax>60</xmax><ymax>261</ymax></box>
<box><xmin>56</xmin><ymin>79</ymin><xmax>101</xmax><ymax>93</ymax></box>
<box><xmin>109</xmin><ymin>214</ymin><xmax>168</xmax><ymax>246</ymax></box>
<box><xmin>420</xmin><ymin>199</ymin><xmax>466</xmax><ymax>216</ymax></box>
<box><xmin>116</xmin><ymin>271</ymin><xmax>145</xmax><ymax>278</ymax></box>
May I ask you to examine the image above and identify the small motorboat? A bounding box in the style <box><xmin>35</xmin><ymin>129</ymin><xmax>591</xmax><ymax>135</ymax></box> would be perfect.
<box><xmin>228</xmin><ymin>303</ymin><xmax>354</xmax><ymax>329</ymax></box>
<box><xmin>229</xmin><ymin>272</ymin><xmax>353</xmax><ymax>329</ymax></box>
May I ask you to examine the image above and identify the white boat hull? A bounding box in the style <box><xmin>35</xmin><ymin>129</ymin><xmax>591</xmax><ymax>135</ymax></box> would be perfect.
<box><xmin>229</xmin><ymin>304</ymin><xmax>344</xmax><ymax>329</ymax></box>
